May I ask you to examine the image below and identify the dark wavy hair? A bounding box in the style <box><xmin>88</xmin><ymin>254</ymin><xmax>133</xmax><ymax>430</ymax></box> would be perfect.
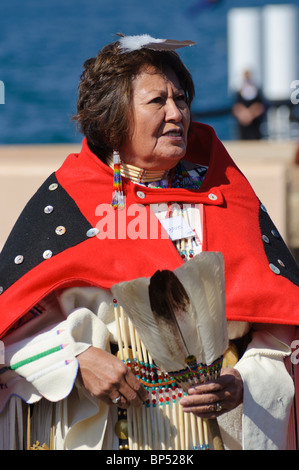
<box><xmin>73</xmin><ymin>38</ymin><xmax>195</xmax><ymax>162</ymax></box>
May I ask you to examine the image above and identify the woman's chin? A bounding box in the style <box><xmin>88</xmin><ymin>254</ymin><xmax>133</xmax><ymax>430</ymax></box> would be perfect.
<box><xmin>150</xmin><ymin>153</ymin><xmax>186</xmax><ymax>171</ymax></box>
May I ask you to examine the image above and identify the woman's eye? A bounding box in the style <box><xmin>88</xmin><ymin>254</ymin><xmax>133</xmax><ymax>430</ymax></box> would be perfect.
<box><xmin>176</xmin><ymin>94</ymin><xmax>187</xmax><ymax>103</ymax></box>
<box><xmin>149</xmin><ymin>94</ymin><xmax>187</xmax><ymax>105</ymax></box>
<box><xmin>150</xmin><ymin>96</ymin><xmax>163</xmax><ymax>104</ymax></box>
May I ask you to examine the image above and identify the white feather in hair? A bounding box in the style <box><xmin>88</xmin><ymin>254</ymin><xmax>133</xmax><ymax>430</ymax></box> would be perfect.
<box><xmin>118</xmin><ymin>34</ymin><xmax>196</xmax><ymax>53</ymax></box>
<box><xmin>111</xmin><ymin>252</ymin><xmax>228</xmax><ymax>374</ymax></box>
<box><xmin>118</xmin><ymin>34</ymin><xmax>165</xmax><ymax>52</ymax></box>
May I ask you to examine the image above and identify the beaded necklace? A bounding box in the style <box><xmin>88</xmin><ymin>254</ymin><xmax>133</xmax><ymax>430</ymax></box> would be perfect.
<box><xmin>143</xmin><ymin>161</ymin><xmax>208</xmax><ymax>261</ymax></box>
<box><xmin>108</xmin><ymin>156</ymin><xmax>208</xmax><ymax>260</ymax></box>
<box><xmin>144</xmin><ymin>160</ymin><xmax>207</xmax><ymax>190</ymax></box>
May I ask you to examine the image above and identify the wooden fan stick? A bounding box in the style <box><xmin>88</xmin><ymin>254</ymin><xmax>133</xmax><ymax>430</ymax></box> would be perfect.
<box><xmin>114</xmin><ymin>302</ymin><xmax>124</xmax><ymax>361</ymax></box>
<box><xmin>178</xmin><ymin>397</ymin><xmax>186</xmax><ymax>448</ymax></box>
<box><xmin>190</xmin><ymin>413</ymin><xmax>199</xmax><ymax>448</ymax></box>
<box><xmin>124</xmin><ymin>312</ymin><xmax>144</xmax><ymax>450</ymax></box>
<box><xmin>203</xmin><ymin>419</ymin><xmax>209</xmax><ymax>446</ymax></box>
<box><xmin>120</xmin><ymin>306</ymin><xmax>129</xmax><ymax>359</ymax></box>
<box><xmin>127</xmin><ymin>317</ymin><xmax>145</xmax><ymax>450</ymax></box>
<box><xmin>132</xmin><ymin>326</ymin><xmax>150</xmax><ymax>450</ymax></box>
<box><xmin>131</xmin><ymin>316</ymin><xmax>158</xmax><ymax>451</ymax></box>
<box><xmin>208</xmin><ymin>418</ymin><xmax>225</xmax><ymax>451</ymax></box>
<box><xmin>114</xmin><ymin>302</ymin><xmax>136</xmax><ymax>449</ymax></box>
<box><xmin>147</xmin><ymin>350</ymin><xmax>162</xmax><ymax>450</ymax></box>
<box><xmin>140</xmin><ymin>339</ymin><xmax>152</xmax><ymax>449</ymax></box>
<box><xmin>197</xmin><ymin>416</ymin><xmax>205</xmax><ymax>449</ymax></box>
<box><xmin>126</xmin><ymin>322</ymin><xmax>143</xmax><ymax>450</ymax></box>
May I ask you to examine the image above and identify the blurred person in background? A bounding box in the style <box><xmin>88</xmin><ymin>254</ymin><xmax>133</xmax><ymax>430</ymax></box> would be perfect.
<box><xmin>232</xmin><ymin>70</ymin><xmax>265</xmax><ymax>140</ymax></box>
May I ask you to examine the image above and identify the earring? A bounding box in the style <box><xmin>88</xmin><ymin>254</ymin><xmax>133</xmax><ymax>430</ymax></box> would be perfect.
<box><xmin>111</xmin><ymin>149</ymin><xmax>124</xmax><ymax>210</ymax></box>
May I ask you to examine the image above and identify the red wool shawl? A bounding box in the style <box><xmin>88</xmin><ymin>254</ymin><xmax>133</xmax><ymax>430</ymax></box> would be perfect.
<box><xmin>0</xmin><ymin>122</ymin><xmax>298</xmax><ymax>337</ymax></box>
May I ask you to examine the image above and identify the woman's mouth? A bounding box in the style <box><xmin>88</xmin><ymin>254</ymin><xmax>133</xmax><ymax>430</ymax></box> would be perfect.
<box><xmin>162</xmin><ymin>128</ymin><xmax>184</xmax><ymax>140</ymax></box>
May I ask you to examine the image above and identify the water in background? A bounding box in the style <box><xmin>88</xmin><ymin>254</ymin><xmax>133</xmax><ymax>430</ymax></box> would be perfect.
<box><xmin>0</xmin><ymin>0</ymin><xmax>297</xmax><ymax>144</ymax></box>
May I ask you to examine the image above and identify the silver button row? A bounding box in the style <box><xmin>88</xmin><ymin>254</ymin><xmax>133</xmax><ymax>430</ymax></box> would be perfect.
<box><xmin>1</xmin><ymin>179</ymin><xmax>100</xmax><ymax>295</ymax></box>
<box><xmin>136</xmin><ymin>190</ymin><xmax>218</xmax><ymax>201</ymax></box>
<box><xmin>270</xmin><ymin>259</ymin><xmax>287</xmax><ymax>275</ymax></box>
<box><xmin>260</xmin><ymin>204</ymin><xmax>285</xmax><ymax>275</ymax></box>
<box><xmin>261</xmin><ymin>224</ymin><xmax>284</xmax><ymax>274</ymax></box>
<box><xmin>12</xmin><ymin>225</ymin><xmax>99</xmax><ymax>266</ymax></box>
<box><xmin>14</xmin><ymin>251</ymin><xmax>53</xmax><ymax>265</ymax></box>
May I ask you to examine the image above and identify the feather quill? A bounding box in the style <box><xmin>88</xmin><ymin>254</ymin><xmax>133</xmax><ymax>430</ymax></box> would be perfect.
<box><xmin>118</xmin><ymin>35</ymin><xmax>196</xmax><ymax>53</ymax></box>
<box><xmin>111</xmin><ymin>252</ymin><xmax>228</xmax><ymax>377</ymax></box>
<box><xmin>174</xmin><ymin>251</ymin><xmax>227</xmax><ymax>365</ymax></box>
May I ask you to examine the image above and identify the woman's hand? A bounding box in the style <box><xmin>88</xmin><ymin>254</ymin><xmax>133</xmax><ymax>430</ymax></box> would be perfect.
<box><xmin>179</xmin><ymin>368</ymin><xmax>243</xmax><ymax>419</ymax></box>
<box><xmin>77</xmin><ymin>346</ymin><xmax>149</xmax><ymax>408</ymax></box>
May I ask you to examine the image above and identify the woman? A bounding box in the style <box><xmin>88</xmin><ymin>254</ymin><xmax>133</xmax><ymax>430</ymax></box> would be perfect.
<box><xmin>0</xmin><ymin>35</ymin><xmax>298</xmax><ymax>450</ymax></box>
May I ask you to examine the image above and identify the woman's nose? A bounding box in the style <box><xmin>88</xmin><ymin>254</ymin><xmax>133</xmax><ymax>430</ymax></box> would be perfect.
<box><xmin>165</xmin><ymin>99</ymin><xmax>182</xmax><ymax>122</ymax></box>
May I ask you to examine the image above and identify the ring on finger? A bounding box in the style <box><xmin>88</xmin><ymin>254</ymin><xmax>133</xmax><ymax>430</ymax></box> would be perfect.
<box><xmin>215</xmin><ymin>402</ymin><xmax>222</xmax><ymax>412</ymax></box>
<box><xmin>112</xmin><ymin>395</ymin><xmax>121</xmax><ymax>405</ymax></box>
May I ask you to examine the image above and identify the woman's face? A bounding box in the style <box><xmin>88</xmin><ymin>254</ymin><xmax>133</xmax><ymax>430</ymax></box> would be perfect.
<box><xmin>119</xmin><ymin>66</ymin><xmax>191</xmax><ymax>171</ymax></box>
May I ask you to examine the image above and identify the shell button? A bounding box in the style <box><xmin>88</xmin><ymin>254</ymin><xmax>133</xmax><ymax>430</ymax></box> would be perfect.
<box><xmin>14</xmin><ymin>255</ymin><xmax>24</xmax><ymax>265</ymax></box>
<box><xmin>86</xmin><ymin>228</ymin><xmax>99</xmax><ymax>238</ymax></box>
<box><xmin>271</xmin><ymin>229</ymin><xmax>280</xmax><ymax>239</ymax></box>
<box><xmin>44</xmin><ymin>205</ymin><xmax>54</xmax><ymax>214</ymax></box>
<box><xmin>43</xmin><ymin>250</ymin><xmax>53</xmax><ymax>259</ymax></box>
<box><xmin>269</xmin><ymin>263</ymin><xmax>280</xmax><ymax>275</ymax></box>
<box><xmin>136</xmin><ymin>191</ymin><xmax>145</xmax><ymax>199</ymax></box>
<box><xmin>55</xmin><ymin>226</ymin><xmax>66</xmax><ymax>236</ymax></box>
